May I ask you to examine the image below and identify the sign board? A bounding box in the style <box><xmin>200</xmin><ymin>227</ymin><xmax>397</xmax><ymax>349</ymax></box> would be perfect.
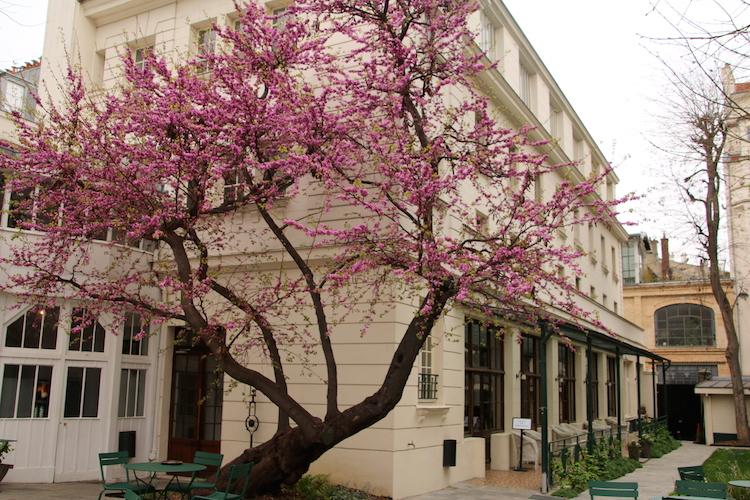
<box><xmin>512</xmin><ymin>417</ymin><xmax>532</xmax><ymax>430</ymax></box>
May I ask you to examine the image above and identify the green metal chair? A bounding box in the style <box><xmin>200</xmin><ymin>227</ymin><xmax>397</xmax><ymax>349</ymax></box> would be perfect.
<box><xmin>166</xmin><ymin>451</ymin><xmax>225</xmax><ymax>496</ymax></box>
<box><xmin>677</xmin><ymin>465</ymin><xmax>705</xmax><ymax>482</ymax></box>
<box><xmin>675</xmin><ymin>479</ymin><xmax>727</xmax><ymax>498</ymax></box>
<box><xmin>97</xmin><ymin>451</ymin><xmax>155</xmax><ymax>500</ymax></box>
<box><xmin>191</xmin><ymin>462</ymin><xmax>254</xmax><ymax>500</ymax></box>
<box><xmin>589</xmin><ymin>480</ymin><xmax>639</xmax><ymax>499</ymax></box>
<box><xmin>124</xmin><ymin>490</ymin><xmax>143</xmax><ymax>500</ymax></box>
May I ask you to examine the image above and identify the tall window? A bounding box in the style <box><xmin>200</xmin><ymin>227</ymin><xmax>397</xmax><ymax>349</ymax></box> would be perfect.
<box><xmin>520</xmin><ymin>334</ymin><xmax>540</xmax><ymax>428</ymax></box>
<box><xmin>419</xmin><ymin>335</ymin><xmax>438</xmax><ymax>400</ymax></box>
<box><xmin>621</xmin><ymin>243</ymin><xmax>636</xmax><ymax>284</ymax></box>
<box><xmin>655</xmin><ymin>304</ymin><xmax>715</xmax><ymax>346</ymax></box>
<box><xmin>134</xmin><ymin>45</ymin><xmax>154</xmax><ymax>71</ymax></box>
<box><xmin>68</xmin><ymin>308</ymin><xmax>105</xmax><ymax>353</ymax></box>
<box><xmin>119</xmin><ymin>368</ymin><xmax>146</xmax><ymax>417</ymax></box>
<box><xmin>550</xmin><ymin>106</ymin><xmax>563</xmax><ymax>140</ymax></box>
<box><xmin>520</xmin><ymin>64</ymin><xmax>533</xmax><ymax>108</ymax></box>
<box><xmin>63</xmin><ymin>367</ymin><xmax>101</xmax><ymax>418</ymax></box>
<box><xmin>223</xmin><ymin>168</ymin><xmax>244</xmax><ymax>204</ymax></box>
<box><xmin>3</xmin><ymin>80</ymin><xmax>25</xmax><ymax>112</ymax></box>
<box><xmin>5</xmin><ymin>306</ymin><xmax>59</xmax><ymax>350</ymax></box>
<box><xmin>478</xmin><ymin>12</ymin><xmax>495</xmax><ymax>54</ymax></box>
<box><xmin>573</xmin><ymin>138</ymin><xmax>584</xmax><ymax>162</ymax></box>
<box><xmin>7</xmin><ymin>187</ymin><xmax>32</xmax><ymax>229</ymax></box>
<box><xmin>465</xmin><ymin>321</ymin><xmax>504</xmax><ymax>435</ymax></box>
<box><xmin>0</xmin><ymin>364</ymin><xmax>52</xmax><ymax>418</ymax></box>
<box><xmin>606</xmin><ymin>357</ymin><xmax>617</xmax><ymax>416</ymax></box>
<box><xmin>589</xmin><ymin>354</ymin><xmax>599</xmax><ymax>419</ymax></box>
<box><xmin>558</xmin><ymin>344</ymin><xmax>576</xmax><ymax>423</ymax></box>
<box><xmin>122</xmin><ymin>312</ymin><xmax>148</xmax><ymax>356</ymax></box>
<box><xmin>195</xmin><ymin>27</ymin><xmax>216</xmax><ymax>72</ymax></box>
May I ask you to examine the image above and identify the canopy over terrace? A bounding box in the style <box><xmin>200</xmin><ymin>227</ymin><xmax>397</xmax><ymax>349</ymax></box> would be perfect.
<box><xmin>537</xmin><ymin>321</ymin><xmax>671</xmax><ymax>492</ymax></box>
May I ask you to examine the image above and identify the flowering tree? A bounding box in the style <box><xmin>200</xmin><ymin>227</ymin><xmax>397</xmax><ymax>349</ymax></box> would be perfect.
<box><xmin>1</xmin><ymin>0</ymin><xmax>617</xmax><ymax>493</ymax></box>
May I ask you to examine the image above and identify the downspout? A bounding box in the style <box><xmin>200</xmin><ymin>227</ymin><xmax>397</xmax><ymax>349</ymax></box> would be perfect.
<box><xmin>539</xmin><ymin>322</ymin><xmax>551</xmax><ymax>493</ymax></box>
<box><xmin>616</xmin><ymin>346</ymin><xmax>622</xmax><ymax>443</ymax></box>
<box><xmin>651</xmin><ymin>359</ymin><xmax>657</xmax><ymax>419</ymax></box>
<box><xmin>586</xmin><ymin>335</ymin><xmax>594</xmax><ymax>452</ymax></box>
<box><xmin>636</xmin><ymin>355</ymin><xmax>642</xmax><ymax>438</ymax></box>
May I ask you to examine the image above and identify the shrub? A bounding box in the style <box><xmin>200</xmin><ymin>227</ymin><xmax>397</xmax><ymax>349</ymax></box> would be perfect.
<box><xmin>292</xmin><ymin>474</ymin><xmax>370</xmax><ymax>500</ymax></box>
<box><xmin>704</xmin><ymin>449</ymin><xmax>750</xmax><ymax>500</ymax></box>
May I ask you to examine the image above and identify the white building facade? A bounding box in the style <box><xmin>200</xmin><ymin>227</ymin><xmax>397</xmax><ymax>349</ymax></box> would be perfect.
<box><xmin>0</xmin><ymin>1</ymin><xmax>659</xmax><ymax>497</ymax></box>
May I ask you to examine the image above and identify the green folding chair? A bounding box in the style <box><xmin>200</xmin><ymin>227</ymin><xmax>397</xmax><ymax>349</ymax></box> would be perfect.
<box><xmin>166</xmin><ymin>451</ymin><xmax>224</xmax><ymax>496</ymax></box>
<box><xmin>124</xmin><ymin>490</ymin><xmax>142</xmax><ymax>500</ymax></box>
<box><xmin>675</xmin><ymin>479</ymin><xmax>727</xmax><ymax>499</ymax></box>
<box><xmin>677</xmin><ymin>465</ymin><xmax>705</xmax><ymax>482</ymax></box>
<box><xmin>97</xmin><ymin>451</ymin><xmax>155</xmax><ymax>500</ymax></box>
<box><xmin>191</xmin><ymin>462</ymin><xmax>254</xmax><ymax>500</ymax></box>
<box><xmin>589</xmin><ymin>480</ymin><xmax>639</xmax><ymax>499</ymax></box>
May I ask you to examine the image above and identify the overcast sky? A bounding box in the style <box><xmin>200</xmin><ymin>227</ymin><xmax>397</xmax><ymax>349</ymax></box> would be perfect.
<box><xmin>0</xmin><ymin>0</ymin><xmax>746</xmax><ymax>260</ymax></box>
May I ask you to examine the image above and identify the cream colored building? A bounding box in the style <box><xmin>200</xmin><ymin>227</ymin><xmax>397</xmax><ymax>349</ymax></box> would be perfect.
<box><xmin>0</xmin><ymin>1</ymin><xmax>661</xmax><ymax>497</ymax></box>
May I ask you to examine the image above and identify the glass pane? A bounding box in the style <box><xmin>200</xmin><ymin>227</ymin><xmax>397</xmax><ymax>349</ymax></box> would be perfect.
<box><xmin>118</xmin><ymin>370</ymin><xmax>128</xmax><ymax>418</ymax></box>
<box><xmin>5</xmin><ymin>315</ymin><xmax>24</xmax><ymax>347</ymax></box>
<box><xmin>93</xmin><ymin>323</ymin><xmax>105</xmax><ymax>353</ymax></box>
<box><xmin>41</xmin><ymin>307</ymin><xmax>59</xmax><ymax>350</ymax></box>
<box><xmin>35</xmin><ymin>366</ymin><xmax>52</xmax><ymax>418</ymax></box>
<box><xmin>64</xmin><ymin>367</ymin><xmax>84</xmax><ymax>418</ymax></box>
<box><xmin>23</xmin><ymin>311</ymin><xmax>41</xmax><ymax>349</ymax></box>
<box><xmin>82</xmin><ymin>368</ymin><xmax>101</xmax><ymax>417</ymax></box>
<box><xmin>136</xmin><ymin>370</ymin><xmax>146</xmax><ymax>416</ymax></box>
<box><xmin>127</xmin><ymin>369</ymin><xmax>138</xmax><ymax>417</ymax></box>
<box><xmin>0</xmin><ymin>365</ymin><xmax>19</xmax><ymax>418</ymax></box>
<box><xmin>16</xmin><ymin>365</ymin><xmax>36</xmax><ymax>418</ymax></box>
<box><xmin>81</xmin><ymin>323</ymin><xmax>94</xmax><ymax>352</ymax></box>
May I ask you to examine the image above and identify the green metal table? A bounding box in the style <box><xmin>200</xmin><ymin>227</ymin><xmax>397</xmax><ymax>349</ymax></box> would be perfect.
<box><xmin>125</xmin><ymin>461</ymin><xmax>206</xmax><ymax>499</ymax></box>
<box><xmin>650</xmin><ymin>497</ymin><xmax>728</xmax><ymax>500</ymax></box>
<box><xmin>730</xmin><ymin>480</ymin><xmax>750</xmax><ymax>489</ymax></box>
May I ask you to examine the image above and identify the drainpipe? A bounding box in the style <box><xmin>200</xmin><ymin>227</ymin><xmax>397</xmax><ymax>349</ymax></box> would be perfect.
<box><xmin>651</xmin><ymin>360</ymin><xmax>657</xmax><ymax>419</ymax></box>
<box><xmin>540</xmin><ymin>322</ymin><xmax>551</xmax><ymax>493</ymax></box>
<box><xmin>586</xmin><ymin>335</ymin><xmax>594</xmax><ymax>453</ymax></box>
<box><xmin>636</xmin><ymin>355</ymin><xmax>642</xmax><ymax>438</ymax></box>
<box><xmin>616</xmin><ymin>346</ymin><xmax>622</xmax><ymax>443</ymax></box>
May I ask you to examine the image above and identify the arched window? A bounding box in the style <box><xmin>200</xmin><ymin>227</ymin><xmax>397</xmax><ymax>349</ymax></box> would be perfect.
<box><xmin>654</xmin><ymin>304</ymin><xmax>715</xmax><ymax>346</ymax></box>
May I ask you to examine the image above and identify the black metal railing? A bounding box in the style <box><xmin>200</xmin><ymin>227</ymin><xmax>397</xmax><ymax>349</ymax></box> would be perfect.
<box><xmin>418</xmin><ymin>373</ymin><xmax>439</xmax><ymax>400</ymax></box>
<box><xmin>549</xmin><ymin>426</ymin><xmax>618</xmax><ymax>486</ymax></box>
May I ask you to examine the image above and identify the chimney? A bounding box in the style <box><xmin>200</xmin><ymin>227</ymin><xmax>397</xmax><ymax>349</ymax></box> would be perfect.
<box><xmin>661</xmin><ymin>237</ymin><xmax>671</xmax><ymax>281</ymax></box>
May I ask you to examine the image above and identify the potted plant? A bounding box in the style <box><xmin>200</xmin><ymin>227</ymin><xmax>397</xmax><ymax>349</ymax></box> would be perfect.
<box><xmin>627</xmin><ymin>440</ymin><xmax>641</xmax><ymax>460</ymax></box>
<box><xmin>639</xmin><ymin>433</ymin><xmax>654</xmax><ymax>458</ymax></box>
<box><xmin>0</xmin><ymin>440</ymin><xmax>13</xmax><ymax>483</ymax></box>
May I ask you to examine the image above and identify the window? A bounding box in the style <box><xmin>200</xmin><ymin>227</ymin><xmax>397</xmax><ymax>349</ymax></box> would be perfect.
<box><xmin>606</xmin><ymin>357</ymin><xmax>617</xmax><ymax>416</ymax></box>
<box><xmin>589</xmin><ymin>354</ymin><xmax>599</xmax><ymax>419</ymax></box>
<box><xmin>611</xmin><ymin>246</ymin><xmax>617</xmax><ymax>278</ymax></box>
<box><xmin>68</xmin><ymin>308</ymin><xmax>105</xmax><ymax>353</ymax></box>
<box><xmin>614</xmin><ymin>301</ymin><xmax>619</xmax><ymax>314</ymax></box>
<box><xmin>573</xmin><ymin>138</ymin><xmax>584</xmax><ymax>162</ymax></box>
<box><xmin>600</xmin><ymin>236</ymin><xmax>606</xmax><ymax>270</ymax></box>
<box><xmin>223</xmin><ymin>168</ymin><xmax>244</xmax><ymax>204</ymax></box>
<box><xmin>520</xmin><ymin>64</ymin><xmax>534</xmax><ymax>109</ymax></box>
<box><xmin>419</xmin><ymin>335</ymin><xmax>438</xmax><ymax>400</ymax></box>
<box><xmin>534</xmin><ymin>175</ymin><xmax>543</xmax><ymax>203</ymax></box>
<box><xmin>5</xmin><ymin>306</ymin><xmax>59</xmax><ymax>350</ymax></box>
<box><xmin>64</xmin><ymin>367</ymin><xmax>101</xmax><ymax>418</ymax></box>
<box><xmin>478</xmin><ymin>12</ymin><xmax>495</xmax><ymax>55</ymax></box>
<box><xmin>575</xmin><ymin>277</ymin><xmax>581</xmax><ymax>291</ymax></box>
<box><xmin>474</xmin><ymin>210</ymin><xmax>489</xmax><ymax>235</ymax></box>
<box><xmin>654</xmin><ymin>304</ymin><xmax>716</xmax><ymax>346</ymax></box>
<box><xmin>588</xmin><ymin>224</ymin><xmax>596</xmax><ymax>261</ymax></box>
<box><xmin>465</xmin><ymin>321</ymin><xmax>504</xmax><ymax>435</ymax></box>
<box><xmin>111</xmin><ymin>228</ymin><xmax>141</xmax><ymax>248</ymax></box>
<box><xmin>118</xmin><ymin>368</ymin><xmax>146</xmax><ymax>417</ymax></box>
<box><xmin>195</xmin><ymin>27</ymin><xmax>216</xmax><ymax>72</ymax></box>
<box><xmin>3</xmin><ymin>81</ymin><xmax>25</xmax><ymax>112</ymax></box>
<box><xmin>134</xmin><ymin>45</ymin><xmax>154</xmax><ymax>72</ymax></box>
<box><xmin>7</xmin><ymin>187</ymin><xmax>32</xmax><ymax>229</ymax></box>
<box><xmin>122</xmin><ymin>312</ymin><xmax>148</xmax><ymax>356</ymax></box>
<box><xmin>622</xmin><ymin>243</ymin><xmax>636</xmax><ymax>285</ymax></box>
<box><xmin>0</xmin><ymin>364</ymin><xmax>52</xmax><ymax>418</ymax></box>
<box><xmin>550</xmin><ymin>106</ymin><xmax>563</xmax><ymax>140</ymax></box>
<box><xmin>271</xmin><ymin>7</ymin><xmax>290</xmax><ymax>31</ymax></box>
<box><xmin>520</xmin><ymin>334</ymin><xmax>540</xmax><ymax>428</ymax></box>
<box><xmin>558</xmin><ymin>344</ymin><xmax>576</xmax><ymax>423</ymax></box>
<box><xmin>590</xmin><ymin>286</ymin><xmax>596</xmax><ymax>300</ymax></box>
<box><xmin>573</xmin><ymin>209</ymin><xmax>581</xmax><ymax>243</ymax></box>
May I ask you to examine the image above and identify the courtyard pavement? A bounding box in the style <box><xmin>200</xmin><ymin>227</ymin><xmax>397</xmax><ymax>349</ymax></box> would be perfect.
<box><xmin>0</xmin><ymin>443</ymin><xmax>719</xmax><ymax>499</ymax></box>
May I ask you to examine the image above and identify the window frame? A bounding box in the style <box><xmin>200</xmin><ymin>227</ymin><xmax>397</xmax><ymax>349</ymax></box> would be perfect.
<box><xmin>0</xmin><ymin>363</ymin><xmax>53</xmax><ymax>419</ymax></box>
<box><xmin>68</xmin><ymin>308</ymin><xmax>106</xmax><ymax>353</ymax></box>
<box><xmin>4</xmin><ymin>305</ymin><xmax>60</xmax><ymax>350</ymax></box>
<box><xmin>63</xmin><ymin>366</ymin><xmax>102</xmax><ymax>419</ymax></box>
<box><xmin>654</xmin><ymin>304</ymin><xmax>716</xmax><ymax>347</ymax></box>
<box><xmin>558</xmin><ymin>343</ymin><xmax>576</xmax><ymax>423</ymax></box>
<box><xmin>118</xmin><ymin>368</ymin><xmax>147</xmax><ymax>418</ymax></box>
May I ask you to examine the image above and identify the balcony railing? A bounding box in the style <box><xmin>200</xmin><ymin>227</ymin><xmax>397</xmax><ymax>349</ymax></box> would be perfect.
<box><xmin>418</xmin><ymin>373</ymin><xmax>439</xmax><ymax>400</ymax></box>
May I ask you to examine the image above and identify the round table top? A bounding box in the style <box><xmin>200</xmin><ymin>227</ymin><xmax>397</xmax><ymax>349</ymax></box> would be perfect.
<box><xmin>730</xmin><ymin>480</ymin><xmax>750</xmax><ymax>488</ymax></box>
<box><xmin>124</xmin><ymin>461</ymin><xmax>206</xmax><ymax>474</ymax></box>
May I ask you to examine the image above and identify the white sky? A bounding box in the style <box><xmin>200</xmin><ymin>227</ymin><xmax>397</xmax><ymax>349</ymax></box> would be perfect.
<box><xmin>0</xmin><ymin>0</ymin><xmax>746</xmax><ymax>260</ymax></box>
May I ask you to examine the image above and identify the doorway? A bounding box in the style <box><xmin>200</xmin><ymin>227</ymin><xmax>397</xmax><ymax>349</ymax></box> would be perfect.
<box><xmin>167</xmin><ymin>332</ymin><xmax>224</xmax><ymax>462</ymax></box>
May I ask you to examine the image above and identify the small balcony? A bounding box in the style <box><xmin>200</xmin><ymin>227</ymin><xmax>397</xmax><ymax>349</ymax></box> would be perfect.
<box><xmin>418</xmin><ymin>373</ymin><xmax>439</xmax><ymax>400</ymax></box>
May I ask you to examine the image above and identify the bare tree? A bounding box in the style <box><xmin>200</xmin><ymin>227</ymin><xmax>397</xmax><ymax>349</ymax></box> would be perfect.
<box><xmin>656</xmin><ymin>69</ymin><xmax>750</xmax><ymax>443</ymax></box>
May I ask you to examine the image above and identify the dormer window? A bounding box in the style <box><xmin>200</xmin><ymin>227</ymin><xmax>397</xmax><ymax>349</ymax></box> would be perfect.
<box><xmin>3</xmin><ymin>80</ymin><xmax>25</xmax><ymax>112</ymax></box>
